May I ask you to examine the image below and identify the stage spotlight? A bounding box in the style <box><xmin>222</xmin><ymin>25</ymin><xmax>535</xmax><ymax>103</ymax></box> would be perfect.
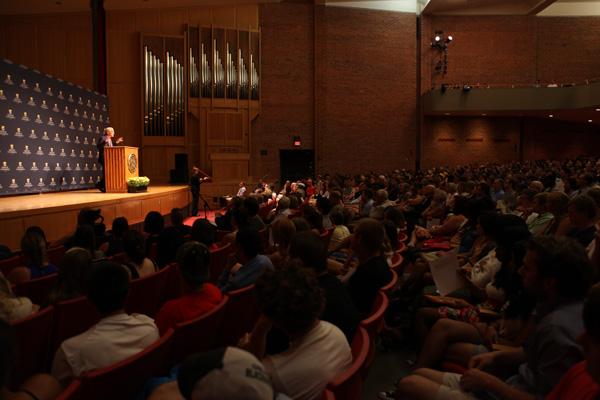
<box><xmin>435</xmin><ymin>36</ymin><xmax>441</xmax><ymax>42</ymax></box>
<box><xmin>446</xmin><ymin>36</ymin><xmax>453</xmax><ymax>43</ymax></box>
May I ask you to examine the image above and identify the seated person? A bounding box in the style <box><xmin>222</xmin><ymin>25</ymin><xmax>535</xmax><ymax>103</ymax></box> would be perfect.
<box><xmin>0</xmin><ymin>320</ymin><xmax>62</xmax><ymax>400</ymax></box>
<box><xmin>328</xmin><ymin>212</ymin><xmax>350</xmax><ymax>252</ymax></box>
<box><xmin>190</xmin><ymin>219</ymin><xmax>219</xmax><ymax>251</ymax></box>
<box><xmin>215</xmin><ymin>196</ymin><xmax>243</xmax><ymax>231</ymax></box>
<box><xmin>344</xmin><ymin>218</ymin><xmax>393</xmax><ymax>316</ymax></box>
<box><xmin>242</xmin><ymin>261</ymin><xmax>352</xmax><ymax>400</ymax></box>
<box><xmin>8</xmin><ymin>231</ymin><xmax>58</xmax><ymax>284</ymax></box>
<box><xmin>567</xmin><ymin>195</ymin><xmax>598</xmax><ymax>247</ymax></box>
<box><xmin>290</xmin><ymin>232</ymin><xmax>360</xmax><ymax>344</ymax></box>
<box><xmin>51</xmin><ymin>261</ymin><xmax>160</xmax><ymax>387</ymax></box>
<box><xmin>143</xmin><ymin>211</ymin><xmax>165</xmax><ymax>255</ymax></box>
<box><xmin>0</xmin><ymin>272</ymin><xmax>36</xmax><ymax>323</ymax></box>
<box><xmin>154</xmin><ymin>242</ymin><xmax>223</xmax><ymax>336</ymax></box>
<box><xmin>546</xmin><ymin>287</ymin><xmax>600</xmax><ymax>400</ymax></box>
<box><xmin>244</xmin><ymin>197</ymin><xmax>267</xmax><ymax>232</ymax></box>
<box><xmin>217</xmin><ymin>228</ymin><xmax>273</xmax><ymax>294</ymax></box>
<box><xmin>396</xmin><ymin>235</ymin><xmax>591</xmax><ymax>400</ymax></box>
<box><xmin>149</xmin><ymin>346</ymin><xmax>289</xmax><ymax>400</ymax></box>
<box><xmin>155</xmin><ymin>227</ymin><xmax>186</xmax><ymax>269</ymax></box>
<box><xmin>171</xmin><ymin>208</ymin><xmax>191</xmax><ymax>237</ymax></box>
<box><xmin>121</xmin><ymin>230</ymin><xmax>158</xmax><ymax>279</ymax></box>
<box><xmin>98</xmin><ymin>217</ymin><xmax>129</xmax><ymax>257</ymax></box>
<box><xmin>41</xmin><ymin>247</ymin><xmax>93</xmax><ymax>309</ymax></box>
<box><xmin>267</xmin><ymin>218</ymin><xmax>295</xmax><ymax>268</ymax></box>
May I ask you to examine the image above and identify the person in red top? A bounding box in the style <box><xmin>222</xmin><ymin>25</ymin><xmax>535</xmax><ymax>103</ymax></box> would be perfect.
<box><xmin>305</xmin><ymin>178</ymin><xmax>316</xmax><ymax>198</ymax></box>
<box><xmin>154</xmin><ymin>242</ymin><xmax>223</xmax><ymax>336</ymax></box>
<box><xmin>546</xmin><ymin>287</ymin><xmax>600</xmax><ymax>400</ymax></box>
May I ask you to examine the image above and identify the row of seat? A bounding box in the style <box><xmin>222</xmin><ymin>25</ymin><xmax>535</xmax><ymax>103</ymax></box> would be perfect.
<box><xmin>53</xmin><ymin>286</ymin><xmax>391</xmax><ymax>400</ymax></box>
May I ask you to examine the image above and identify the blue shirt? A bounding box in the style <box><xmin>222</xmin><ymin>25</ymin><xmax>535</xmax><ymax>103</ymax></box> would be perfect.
<box><xmin>217</xmin><ymin>254</ymin><xmax>272</xmax><ymax>294</ymax></box>
<box><xmin>26</xmin><ymin>263</ymin><xmax>58</xmax><ymax>279</ymax></box>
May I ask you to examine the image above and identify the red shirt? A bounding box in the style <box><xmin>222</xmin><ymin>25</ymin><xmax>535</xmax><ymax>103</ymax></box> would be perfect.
<box><xmin>306</xmin><ymin>186</ymin><xmax>316</xmax><ymax>196</ymax></box>
<box><xmin>154</xmin><ymin>283</ymin><xmax>223</xmax><ymax>336</ymax></box>
<box><xmin>546</xmin><ymin>361</ymin><xmax>600</xmax><ymax>400</ymax></box>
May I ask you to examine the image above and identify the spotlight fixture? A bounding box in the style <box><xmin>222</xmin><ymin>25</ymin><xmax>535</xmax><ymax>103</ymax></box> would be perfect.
<box><xmin>432</xmin><ymin>31</ymin><xmax>452</xmax><ymax>76</ymax></box>
<box><xmin>462</xmin><ymin>85</ymin><xmax>471</xmax><ymax>92</ymax></box>
<box><xmin>435</xmin><ymin>36</ymin><xmax>441</xmax><ymax>43</ymax></box>
<box><xmin>445</xmin><ymin>36</ymin><xmax>453</xmax><ymax>44</ymax></box>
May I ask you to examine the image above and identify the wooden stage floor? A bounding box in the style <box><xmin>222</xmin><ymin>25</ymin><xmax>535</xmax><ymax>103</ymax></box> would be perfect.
<box><xmin>0</xmin><ymin>185</ymin><xmax>191</xmax><ymax>251</ymax></box>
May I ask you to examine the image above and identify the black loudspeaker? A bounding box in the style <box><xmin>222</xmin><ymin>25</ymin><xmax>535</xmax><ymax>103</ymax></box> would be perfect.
<box><xmin>175</xmin><ymin>153</ymin><xmax>188</xmax><ymax>170</ymax></box>
<box><xmin>170</xmin><ymin>169</ymin><xmax>188</xmax><ymax>183</ymax></box>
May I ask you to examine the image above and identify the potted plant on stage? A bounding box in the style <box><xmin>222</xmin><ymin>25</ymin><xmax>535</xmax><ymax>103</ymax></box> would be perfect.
<box><xmin>127</xmin><ymin>176</ymin><xmax>150</xmax><ymax>193</ymax></box>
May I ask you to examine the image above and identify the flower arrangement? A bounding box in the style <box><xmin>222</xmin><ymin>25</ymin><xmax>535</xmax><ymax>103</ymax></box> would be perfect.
<box><xmin>127</xmin><ymin>176</ymin><xmax>150</xmax><ymax>188</ymax></box>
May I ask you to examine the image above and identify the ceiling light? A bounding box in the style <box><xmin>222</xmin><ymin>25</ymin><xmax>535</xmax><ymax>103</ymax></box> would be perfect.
<box><xmin>435</xmin><ymin>36</ymin><xmax>441</xmax><ymax>42</ymax></box>
<box><xmin>589</xmin><ymin>120</ymin><xmax>593</xmax><ymax>123</ymax></box>
<box><xmin>596</xmin><ymin>109</ymin><xmax>600</xmax><ymax>111</ymax></box>
<box><xmin>549</xmin><ymin>114</ymin><xmax>553</xmax><ymax>118</ymax></box>
<box><xmin>445</xmin><ymin>113</ymin><xmax>450</xmax><ymax>116</ymax></box>
<box><xmin>481</xmin><ymin>113</ymin><xmax>487</xmax><ymax>116</ymax></box>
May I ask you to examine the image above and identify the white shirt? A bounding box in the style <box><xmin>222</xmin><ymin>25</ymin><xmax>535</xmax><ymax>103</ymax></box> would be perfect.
<box><xmin>237</xmin><ymin>186</ymin><xmax>246</xmax><ymax>197</ymax></box>
<box><xmin>51</xmin><ymin>313</ymin><xmax>159</xmax><ymax>385</ymax></box>
<box><xmin>262</xmin><ymin>321</ymin><xmax>352</xmax><ymax>400</ymax></box>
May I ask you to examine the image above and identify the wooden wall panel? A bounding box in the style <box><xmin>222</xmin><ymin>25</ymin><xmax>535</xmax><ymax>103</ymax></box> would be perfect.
<box><xmin>159</xmin><ymin>9</ymin><xmax>187</xmax><ymax>35</ymax></box>
<box><xmin>0</xmin><ymin>218</ymin><xmax>25</xmax><ymax>252</ymax></box>
<box><xmin>141</xmin><ymin>197</ymin><xmax>161</xmax><ymax>218</ymax></box>
<box><xmin>115</xmin><ymin>201</ymin><xmax>143</xmax><ymax>225</ymax></box>
<box><xmin>208</xmin><ymin>112</ymin><xmax>227</xmax><ymax>146</ymax></box>
<box><xmin>236</xmin><ymin>5</ymin><xmax>259</xmax><ymax>29</ymax></box>
<box><xmin>187</xmin><ymin>8</ymin><xmax>215</xmax><ymax>26</ymax></box>
<box><xmin>160</xmin><ymin>193</ymin><xmax>175</xmax><ymax>215</ymax></box>
<box><xmin>135</xmin><ymin>10</ymin><xmax>162</xmax><ymax>34</ymax></box>
<box><xmin>107</xmin><ymin>83</ymin><xmax>141</xmax><ymax>140</ymax></box>
<box><xmin>212</xmin><ymin>7</ymin><xmax>237</xmax><ymax>27</ymax></box>
<box><xmin>65</xmin><ymin>26</ymin><xmax>94</xmax><ymax>88</ymax></box>
<box><xmin>23</xmin><ymin>210</ymin><xmax>78</xmax><ymax>247</ymax></box>
<box><xmin>38</xmin><ymin>27</ymin><xmax>66</xmax><ymax>78</ymax></box>
<box><xmin>0</xmin><ymin>24</ymin><xmax>7</xmax><ymax>58</ymax></box>
<box><xmin>6</xmin><ymin>25</ymin><xmax>38</xmax><ymax>67</ymax></box>
<box><xmin>106</xmin><ymin>11</ymin><xmax>137</xmax><ymax>32</ymax></box>
<box><xmin>106</xmin><ymin>31</ymin><xmax>138</xmax><ymax>83</ymax></box>
<box><xmin>141</xmin><ymin>146</ymin><xmax>186</xmax><ymax>181</ymax></box>
<box><xmin>226</xmin><ymin>112</ymin><xmax>243</xmax><ymax>145</ymax></box>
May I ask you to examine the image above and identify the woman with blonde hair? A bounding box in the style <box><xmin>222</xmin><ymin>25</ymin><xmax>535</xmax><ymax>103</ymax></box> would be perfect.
<box><xmin>0</xmin><ymin>271</ymin><xmax>36</xmax><ymax>322</ymax></box>
<box><xmin>41</xmin><ymin>247</ymin><xmax>93</xmax><ymax>309</ymax></box>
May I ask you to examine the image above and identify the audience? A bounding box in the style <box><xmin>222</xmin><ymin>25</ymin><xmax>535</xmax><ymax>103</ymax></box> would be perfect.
<box><xmin>121</xmin><ymin>230</ymin><xmax>158</xmax><ymax>279</ymax></box>
<box><xmin>154</xmin><ymin>242</ymin><xmax>222</xmax><ymax>336</ymax></box>
<box><xmin>0</xmin><ymin>272</ymin><xmax>36</xmax><ymax>322</ymax></box>
<box><xmin>98</xmin><ymin>217</ymin><xmax>129</xmax><ymax>257</ymax></box>
<box><xmin>41</xmin><ymin>247</ymin><xmax>93</xmax><ymax>309</ymax></box>
<box><xmin>7</xmin><ymin>231</ymin><xmax>58</xmax><ymax>284</ymax></box>
<box><xmin>189</xmin><ymin>219</ymin><xmax>218</xmax><ymax>250</ymax></box>
<box><xmin>242</xmin><ymin>260</ymin><xmax>352</xmax><ymax>400</ymax></box>
<box><xmin>51</xmin><ymin>261</ymin><xmax>159</xmax><ymax>388</ymax></box>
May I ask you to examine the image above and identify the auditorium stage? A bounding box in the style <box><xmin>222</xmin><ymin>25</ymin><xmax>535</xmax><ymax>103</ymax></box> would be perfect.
<box><xmin>0</xmin><ymin>185</ymin><xmax>191</xmax><ymax>251</ymax></box>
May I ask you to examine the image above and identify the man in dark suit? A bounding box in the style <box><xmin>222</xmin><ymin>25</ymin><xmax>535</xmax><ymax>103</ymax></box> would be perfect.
<box><xmin>96</xmin><ymin>127</ymin><xmax>122</xmax><ymax>192</ymax></box>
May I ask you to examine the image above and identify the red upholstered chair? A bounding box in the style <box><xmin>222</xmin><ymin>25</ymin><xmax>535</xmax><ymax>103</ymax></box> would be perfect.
<box><xmin>320</xmin><ymin>226</ymin><xmax>336</xmax><ymax>248</ymax></box>
<box><xmin>170</xmin><ymin>296</ymin><xmax>229</xmax><ymax>365</ymax></box>
<box><xmin>164</xmin><ymin>262</ymin><xmax>181</xmax><ymax>302</ymax></box>
<box><xmin>47</xmin><ymin>245</ymin><xmax>66</xmax><ymax>268</ymax></box>
<box><xmin>258</xmin><ymin>202</ymin><xmax>274</xmax><ymax>219</ymax></box>
<box><xmin>50</xmin><ymin>297</ymin><xmax>99</xmax><ymax>362</ymax></box>
<box><xmin>442</xmin><ymin>361</ymin><xmax>467</xmax><ymax>374</ymax></box>
<box><xmin>208</xmin><ymin>242</ymin><xmax>231</xmax><ymax>285</ymax></box>
<box><xmin>0</xmin><ymin>255</ymin><xmax>22</xmax><ymax>277</ymax></box>
<box><xmin>380</xmin><ymin>269</ymin><xmax>398</xmax><ymax>297</ymax></box>
<box><xmin>79</xmin><ymin>329</ymin><xmax>175</xmax><ymax>400</ymax></box>
<box><xmin>397</xmin><ymin>232</ymin><xmax>408</xmax><ymax>244</ymax></box>
<box><xmin>389</xmin><ymin>251</ymin><xmax>403</xmax><ymax>273</ymax></box>
<box><xmin>320</xmin><ymin>389</ymin><xmax>336</xmax><ymax>400</ymax></box>
<box><xmin>216</xmin><ymin>230</ymin><xmax>231</xmax><ymax>243</ymax></box>
<box><xmin>326</xmin><ymin>326</ymin><xmax>370</xmax><ymax>400</ymax></box>
<box><xmin>217</xmin><ymin>284</ymin><xmax>260</xmax><ymax>347</ymax></box>
<box><xmin>107</xmin><ymin>252</ymin><xmax>126</xmax><ymax>265</ymax></box>
<box><xmin>15</xmin><ymin>274</ymin><xmax>58</xmax><ymax>305</ymax></box>
<box><xmin>396</xmin><ymin>241</ymin><xmax>407</xmax><ymax>254</ymax></box>
<box><xmin>55</xmin><ymin>379</ymin><xmax>81</xmax><ymax>400</ymax></box>
<box><xmin>359</xmin><ymin>291</ymin><xmax>389</xmax><ymax>378</ymax></box>
<box><xmin>9</xmin><ymin>306</ymin><xmax>54</xmax><ymax>387</ymax></box>
<box><xmin>124</xmin><ymin>264</ymin><xmax>171</xmax><ymax>318</ymax></box>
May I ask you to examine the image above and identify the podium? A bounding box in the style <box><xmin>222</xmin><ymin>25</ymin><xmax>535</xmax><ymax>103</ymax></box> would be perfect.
<box><xmin>104</xmin><ymin>146</ymin><xmax>139</xmax><ymax>193</ymax></box>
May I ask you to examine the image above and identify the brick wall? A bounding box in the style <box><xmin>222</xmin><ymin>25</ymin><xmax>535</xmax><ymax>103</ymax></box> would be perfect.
<box><xmin>523</xmin><ymin>118</ymin><xmax>600</xmax><ymax>161</ymax></box>
<box><xmin>421</xmin><ymin>116</ymin><xmax>521</xmax><ymax>169</ymax></box>
<box><xmin>253</xmin><ymin>7</ymin><xmax>600</xmax><ymax>180</ymax></box>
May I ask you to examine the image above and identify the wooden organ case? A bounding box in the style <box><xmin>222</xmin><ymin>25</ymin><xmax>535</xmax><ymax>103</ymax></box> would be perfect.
<box><xmin>140</xmin><ymin>26</ymin><xmax>260</xmax><ymax>197</ymax></box>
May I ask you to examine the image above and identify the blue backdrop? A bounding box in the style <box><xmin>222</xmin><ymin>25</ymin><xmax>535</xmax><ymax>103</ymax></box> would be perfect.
<box><xmin>0</xmin><ymin>58</ymin><xmax>110</xmax><ymax>195</ymax></box>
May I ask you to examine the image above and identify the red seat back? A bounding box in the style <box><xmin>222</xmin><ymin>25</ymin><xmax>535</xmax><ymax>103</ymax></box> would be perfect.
<box><xmin>170</xmin><ymin>296</ymin><xmax>229</xmax><ymax>365</ymax></box>
<box><xmin>208</xmin><ymin>242</ymin><xmax>232</xmax><ymax>285</ymax></box>
<box><xmin>148</xmin><ymin>243</ymin><xmax>158</xmax><ymax>261</ymax></box>
<box><xmin>258</xmin><ymin>202</ymin><xmax>274</xmax><ymax>219</ymax></box>
<box><xmin>320</xmin><ymin>389</ymin><xmax>336</xmax><ymax>400</ymax></box>
<box><xmin>216</xmin><ymin>230</ymin><xmax>231</xmax><ymax>243</ymax></box>
<box><xmin>47</xmin><ymin>245</ymin><xmax>66</xmax><ymax>267</ymax></box>
<box><xmin>55</xmin><ymin>380</ymin><xmax>81</xmax><ymax>400</ymax></box>
<box><xmin>107</xmin><ymin>252</ymin><xmax>126</xmax><ymax>265</ymax></box>
<box><xmin>380</xmin><ymin>269</ymin><xmax>398</xmax><ymax>297</ymax></box>
<box><xmin>80</xmin><ymin>329</ymin><xmax>174</xmax><ymax>400</ymax></box>
<box><xmin>16</xmin><ymin>273</ymin><xmax>58</xmax><ymax>305</ymax></box>
<box><xmin>165</xmin><ymin>262</ymin><xmax>181</xmax><ymax>302</ymax></box>
<box><xmin>389</xmin><ymin>251</ymin><xmax>403</xmax><ymax>273</ymax></box>
<box><xmin>51</xmin><ymin>297</ymin><xmax>99</xmax><ymax>361</ymax></box>
<box><xmin>124</xmin><ymin>265</ymin><xmax>170</xmax><ymax>318</ymax></box>
<box><xmin>396</xmin><ymin>241</ymin><xmax>407</xmax><ymax>254</ymax></box>
<box><xmin>359</xmin><ymin>291</ymin><xmax>389</xmax><ymax>378</ymax></box>
<box><xmin>9</xmin><ymin>306</ymin><xmax>54</xmax><ymax>388</ymax></box>
<box><xmin>216</xmin><ymin>284</ymin><xmax>260</xmax><ymax>347</ymax></box>
<box><xmin>320</xmin><ymin>226</ymin><xmax>336</xmax><ymax>248</ymax></box>
<box><xmin>397</xmin><ymin>232</ymin><xmax>408</xmax><ymax>244</ymax></box>
<box><xmin>326</xmin><ymin>326</ymin><xmax>369</xmax><ymax>400</ymax></box>
<box><xmin>0</xmin><ymin>255</ymin><xmax>22</xmax><ymax>277</ymax></box>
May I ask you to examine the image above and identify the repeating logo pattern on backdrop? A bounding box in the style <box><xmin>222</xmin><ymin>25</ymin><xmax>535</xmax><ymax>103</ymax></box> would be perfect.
<box><xmin>0</xmin><ymin>58</ymin><xmax>110</xmax><ymax>195</ymax></box>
